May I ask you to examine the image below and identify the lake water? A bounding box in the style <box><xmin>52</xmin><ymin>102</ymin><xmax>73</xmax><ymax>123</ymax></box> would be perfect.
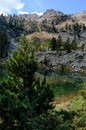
<box><xmin>37</xmin><ymin>70</ymin><xmax>86</xmax><ymax>98</ymax></box>
<box><xmin>0</xmin><ymin>69</ymin><xmax>86</xmax><ymax>98</ymax></box>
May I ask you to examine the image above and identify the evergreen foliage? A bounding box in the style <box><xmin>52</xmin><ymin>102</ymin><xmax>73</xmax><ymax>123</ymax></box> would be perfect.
<box><xmin>0</xmin><ymin>37</ymin><xmax>54</xmax><ymax>129</ymax></box>
<box><xmin>64</xmin><ymin>37</ymin><xmax>71</xmax><ymax>53</ymax></box>
<box><xmin>50</xmin><ymin>37</ymin><xmax>57</xmax><ymax>51</ymax></box>
<box><xmin>57</xmin><ymin>35</ymin><xmax>62</xmax><ymax>50</ymax></box>
<box><xmin>0</xmin><ymin>30</ymin><xmax>8</xmax><ymax>58</ymax></box>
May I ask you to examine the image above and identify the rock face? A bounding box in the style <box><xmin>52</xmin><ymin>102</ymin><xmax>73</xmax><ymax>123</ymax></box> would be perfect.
<box><xmin>20</xmin><ymin>9</ymin><xmax>86</xmax><ymax>25</ymax></box>
<box><xmin>71</xmin><ymin>11</ymin><xmax>86</xmax><ymax>24</ymax></box>
<box><xmin>40</xmin><ymin>9</ymin><xmax>65</xmax><ymax>24</ymax></box>
<box><xmin>19</xmin><ymin>13</ymin><xmax>40</xmax><ymax>21</ymax></box>
<box><xmin>37</xmin><ymin>51</ymin><xmax>86</xmax><ymax>74</ymax></box>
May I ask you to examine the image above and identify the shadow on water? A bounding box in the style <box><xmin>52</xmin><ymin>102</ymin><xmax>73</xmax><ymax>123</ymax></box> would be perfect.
<box><xmin>37</xmin><ymin>70</ymin><xmax>86</xmax><ymax>97</ymax></box>
<box><xmin>0</xmin><ymin>68</ymin><xmax>86</xmax><ymax>98</ymax></box>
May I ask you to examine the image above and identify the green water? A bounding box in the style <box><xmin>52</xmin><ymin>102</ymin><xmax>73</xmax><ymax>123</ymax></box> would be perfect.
<box><xmin>0</xmin><ymin>69</ymin><xmax>86</xmax><ymax>98</ymax></box>
<box><xmin>37</xmin><ymin>70</ymin><xmax>86</xmax><ymax>97</ymax></box>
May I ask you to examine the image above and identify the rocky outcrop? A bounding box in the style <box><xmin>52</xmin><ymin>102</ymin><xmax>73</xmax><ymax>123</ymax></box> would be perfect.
<box><xmin>37</xmin><ymin>50</ymin><xmax>86</xmax><ymax>73</ymax></box>
<box><xmin>71</xmin><ymin>11</ymin><xmax>86</xmax><ymax>24</ymax></box>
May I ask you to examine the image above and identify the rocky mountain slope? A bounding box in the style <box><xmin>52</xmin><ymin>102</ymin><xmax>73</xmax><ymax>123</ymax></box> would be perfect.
<box><xmin>0</xmin><ymin>9</ymin><xmax>86</xmax><ymax>73</ymax></box>
<box><xmin>71</xmin><ymin>11</ymin><xmax>86</xmax><ymax>24</ymax></box>
<box><xmin>0</xmin><ymin>9</ymin><xmax>86</xmax><ymax>42</ymax></box>
<box><xmin>37</xmin><ymin>50</ymin><xmax>86</xmax><ymax>74</ymax></box>
<box><xmin>20</xmin><ymin>9</ymin><xmax>86</xmax><ymax>47</ymax></box>
<box><xmin>21</xmin><ymin>9</ymin><xmax>86</xmax><ymax>73</ymax></box>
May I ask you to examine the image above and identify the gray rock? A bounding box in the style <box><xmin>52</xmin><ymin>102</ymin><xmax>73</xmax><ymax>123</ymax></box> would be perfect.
<box><xmin>37</xmin><ymin>50</ymin><xmax>86</xmax><ymax>73</ymax></box>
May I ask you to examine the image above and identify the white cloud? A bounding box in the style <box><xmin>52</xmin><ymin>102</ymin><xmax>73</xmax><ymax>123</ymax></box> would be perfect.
<box><xmin>18</xmin><ymin>10</ymin><xmax>43</xmax><ymax>16</ymax></box>
<box><xmin>0</xmin><ymin>0</ymin><xmax>24</xmax><ymax>15</ymax></box>
<box><xmin>31</xmin><ymin>12</ymin><xmax>43</xmax><ymax>16</ymax></box>
<box><xmin>18</xmin><ymin>11</ymin><xmax>29</xmax><ymax>15</ymax></box>
<box><xmin>0</xmin><ymin>9</ymin><xmax>6</xmax><ymax>15</ymax></box>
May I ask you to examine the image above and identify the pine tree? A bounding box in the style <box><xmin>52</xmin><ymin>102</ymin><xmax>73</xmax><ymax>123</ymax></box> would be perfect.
<box><xmin>57</xmin><ymin>35</ymin><xmax>62</xmax><ymax>50</ymax></box>
<box><xmin>0</xmin><ymin>30</ymin><xmax>8</xmax><ymax>58</ymax></box>
<box><xmin>0</xmin><ymin>37</ymin><xmax>54</xmax><ymax>129</ymax></box>
<box><xmin>50</xmin><ymin>37</ymin><xmax>57</xmax><ymax>51</ymax></box>
<box><xmin>64</xmin><ymin>37</ymin><xmax>71</xmax><ymax>53</ymax></box>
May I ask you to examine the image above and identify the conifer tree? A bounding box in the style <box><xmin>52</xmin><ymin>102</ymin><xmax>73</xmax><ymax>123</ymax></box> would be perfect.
<box><xmin>0</xmin><ymin>37</ymin><xmax>54</xmax><ymax>129</ymax></box>
<box><xmin>57</xmin><ymin>35</ymin><xmax>62</xmax><ymax>50</ymax></box>
<box><xmin>64</xmin><ymin>37</ymin><xmax>71</xmax><ymax>53</ymax></box>
<box><xmin>0</xmin><ymin>30</ymin><xmax>8</xmax><ymax>58</ymax></box>
<box><xmin>50</xmin><ymin>37</ymin><xmax>57</xmax><ymax>51</ymax></box>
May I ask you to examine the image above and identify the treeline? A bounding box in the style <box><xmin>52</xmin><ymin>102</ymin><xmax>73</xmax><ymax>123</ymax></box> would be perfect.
<box><xmin>65</xmin><ymin>22</ymin><xmax>86</xmax><ymax>37</ymax></box>
<box><xmin>29</xmin><ymin>35</ymin><xmax>85</xmax><ymax>52</ymax></box>
<box><xmin>50</xmin><ymin>36</ymin><xmax>85</xmax><ymax>53</ymax></box>
<box><xmin>21</xmin><ymin>16</ymin><xmax>86</xmax><ymax>34</ymax></box>
<box><xmin>36</xmin><ymin>20</ymin><xmax>86</xmax><ymax>34</ymax></box>
<box><xmin>0</xmin><ymin>14</ymin><xmax>86</xmax><ymax>35</ymax></box>
<box><xmin>26</xmin><ymin>22</ymin><xmax>86</xmax><ymax>52</ymax></box>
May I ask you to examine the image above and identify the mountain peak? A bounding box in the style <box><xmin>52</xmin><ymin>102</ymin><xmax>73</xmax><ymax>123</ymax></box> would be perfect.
<box><xmin>43</xmin><ymin>9</ymin><xmax>63</xmax><ymax>17</ymax></box>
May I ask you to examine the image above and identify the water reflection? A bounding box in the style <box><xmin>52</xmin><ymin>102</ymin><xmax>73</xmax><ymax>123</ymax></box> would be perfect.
<box><xmin>37</xmin><ymin>70</ymin><xmax>86</xmax><ymax>97</ymax></box>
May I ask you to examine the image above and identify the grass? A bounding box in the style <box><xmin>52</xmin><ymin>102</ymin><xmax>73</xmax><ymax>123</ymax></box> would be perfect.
<box><xmin>55</xmin><ymin>95</ymin><xmax>85</xmax><ymax>111</ymax></box>
<box><xmin>68</xmin><ymin>96</ymin><xmax>85</xmax><ymax>111</ymax></box>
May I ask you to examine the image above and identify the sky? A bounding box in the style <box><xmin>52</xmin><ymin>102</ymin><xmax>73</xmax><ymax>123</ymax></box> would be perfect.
<box><xmin>0</xmin><ymin>0</ymin><xmax>86</xmax><ymax>15</ymax></box>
